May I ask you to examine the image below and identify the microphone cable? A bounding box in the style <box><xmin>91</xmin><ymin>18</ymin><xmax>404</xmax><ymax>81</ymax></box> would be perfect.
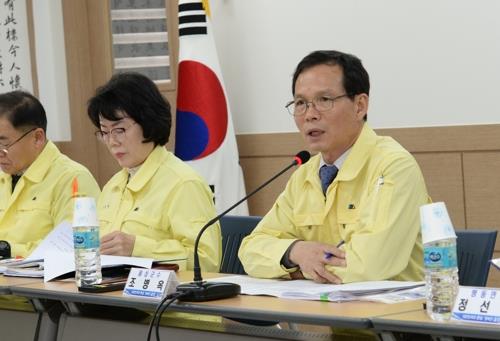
<box><xmin>146</xmin><ymin>290</ymin><xmax>191</xmax><ymax>341</ymax></box>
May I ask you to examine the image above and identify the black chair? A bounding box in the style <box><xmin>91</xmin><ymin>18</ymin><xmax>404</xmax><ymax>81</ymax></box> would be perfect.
<box><xmin>456</xmin><ymin>229</ymin><xmax>497</xmax><ymax>286</ymax></box>
<box><xmin>218</xmin><ymin>215</ymin><xmax>280</xmax><ymax>326</ymax></box>
<box><xmin>219</xmin><ymin>215</ymin><xmax>261</xmax><ymax>274</ymax></box>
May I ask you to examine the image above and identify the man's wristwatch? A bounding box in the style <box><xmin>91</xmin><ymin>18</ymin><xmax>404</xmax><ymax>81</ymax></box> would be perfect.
<box><xmin>280</xmin><ymin>240</ymin><xmax>300</xmax><ymax>269</ymax></box>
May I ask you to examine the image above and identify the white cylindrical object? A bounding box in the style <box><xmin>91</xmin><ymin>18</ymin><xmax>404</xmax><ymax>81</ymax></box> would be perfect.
<box><xmin>420</xmin><ymin>202</ymin><xmax>457</xmax><ymax>244</ymax></box>
<box><xmin>72</xmin><ymin>197</ymin><xmax>102</xmax><ymax>287</ymax></box>
<box><xmin>420</xmin><ymin>202</ymin><xmax>459</xmax><ymax>321</ymax></box>
<box><xmin>73</xmin><ymin>197</ymin><xmax>99</xmax><ymax>227</ymax></box>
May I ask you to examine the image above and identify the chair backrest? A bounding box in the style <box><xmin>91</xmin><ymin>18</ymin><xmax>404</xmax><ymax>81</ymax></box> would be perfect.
<box><xmin>456</xmin><ymin>229</ymin><xmax>497</xmax><ymax>286</ymax></box>
<box><xmin>219</xmin><ymin>215</ymin><xmax>262</xmax><ymax>274</ymax></box>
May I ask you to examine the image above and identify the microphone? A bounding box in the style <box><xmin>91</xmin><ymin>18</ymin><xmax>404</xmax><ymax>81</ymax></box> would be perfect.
<box><xmin>176</xmin><ymin>150</ymin><xmax>311</xmax><ymax>301</ymax></box>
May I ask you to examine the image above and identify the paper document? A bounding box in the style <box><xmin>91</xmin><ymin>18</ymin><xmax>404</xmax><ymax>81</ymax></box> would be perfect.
<box><xmin>44</xmin><ymin>251</ymin><xmax>154</xmax><ymax>282</ymax></box>
<box><xmin>491</xmin><ymin>258</ymin><xmax>500</xmax><ymax>270</ymax></box>
<box><xmin>0</xmin><ymin>258</ymin><xmax>42</xmax><ymax>273</ymax></box>
<box><xmin>207</xmin><ymin>275</ymin><xmax>424</xmax><ymax>302</ymax></box>
<box><xmin>3</xmin><ymin>264</ymin><xmax>45</xmax><ymax>278</ymax></box>
<box><xmin>0</xmin><ymin>221</ymin><xmax>73</xmax><ymax>275</ymax></box>
<box><xmin>4</xmin><ymin>268</ymin><xmax>44</xmax><ymax>278</ymax></box>
<box><xmin>27</xmin><ymin>220</ymin><xmax>74</xmax><ymax>261</ymax></box>
<box><xmin>326</xmin><ymin>286</ymin><xmax>426</xmax><ymax>304</ymax></box>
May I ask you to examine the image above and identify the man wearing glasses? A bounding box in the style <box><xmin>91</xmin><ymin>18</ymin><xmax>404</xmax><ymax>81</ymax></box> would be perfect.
<box><xmin>0</xmin><ymin>91</ymin><xmax>100</xmax><ymax>258</ymax></box>
<box><xmin>240</xmin><ymin>50</ymin><xmax>430</xmax><ymax>284</ymax></box>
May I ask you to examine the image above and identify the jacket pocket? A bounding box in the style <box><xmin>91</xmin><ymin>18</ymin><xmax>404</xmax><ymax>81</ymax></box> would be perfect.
<box><xmin>293</xmin><ymin>213</ymin><xmax>326</xmax><ymax>240</ymax></box>
<box><xmin>15</xmin><ymin>201</ymin><xmax>52</xmax><ymax>240</ymax></box>
<box><xmin>17</xmin><ymin>200</ymin><xmax>50</xmax><ymax>212</ymax></box>
<box><xmin>336</xmin><ymin>208</ymin><xmax>360</xmax><ymax>241</ymax></box>
<box><xmin>122</xmin><ymin>211</ymin><xmax>162</xmax><ymax>234</ymax></box>
<box><xmin>98</xmin><ymin>209</ymin><xmax>114</xmax><ymax>227</ymax></box>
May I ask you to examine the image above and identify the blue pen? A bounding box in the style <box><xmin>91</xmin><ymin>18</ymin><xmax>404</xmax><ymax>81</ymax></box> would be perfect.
<box><xmin>324</xmin><ymin>240</ymin><xmax>345</xmax><ymax>259</ymax></box>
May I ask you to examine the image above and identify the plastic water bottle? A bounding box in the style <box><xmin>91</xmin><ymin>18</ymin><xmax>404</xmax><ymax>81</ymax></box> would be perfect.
<box><xmin>424</xmin><ymin>238</ymin><xmax>459</xmax><ymax>321</ymax></box>
<box><xmin>72</xmin><ymin>197</ymin><xmax>102</xmax><ymax>287</ymax></box>
<box><xmin>73</xmin><ymin>225</ymin><xmax>102</xmax><ymax>287</ymax></box>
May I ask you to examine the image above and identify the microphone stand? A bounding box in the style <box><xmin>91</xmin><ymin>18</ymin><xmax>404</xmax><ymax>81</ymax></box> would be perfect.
<box><xmin>176</xmin><ymin>153</ymin><xmax>309</xmax><ymax>301</ymax></box>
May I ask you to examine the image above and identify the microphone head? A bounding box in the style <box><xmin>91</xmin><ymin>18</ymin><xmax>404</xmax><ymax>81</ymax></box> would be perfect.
<box><xmin>294</xmin><ymin>150</ymin><xmax>311</xmax><ymax>166</ymax></box>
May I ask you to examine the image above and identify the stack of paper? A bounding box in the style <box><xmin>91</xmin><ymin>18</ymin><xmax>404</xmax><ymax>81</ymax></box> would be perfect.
<box><xmin>208</xmin><ymin>275</ymin><xmax>425</xmax><ymax>303</ymax></box>
<box><xmin>0</xmin><ymin>258</ymin><xmax>44</xmax><ymax>277</ymax></box>
<box><xmin>1</xmin><ymin>221</ymin><xmax>154</xmax><ymax>282</ymax></box>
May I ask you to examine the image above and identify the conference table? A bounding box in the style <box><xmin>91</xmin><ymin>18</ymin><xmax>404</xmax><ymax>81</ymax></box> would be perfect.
<box><xmin>372</xmin><ymin>309</ymin><xmax>500</xmax><ymax>340</ymax></box>
<box><xmin>0</xmin><ymin>275</ymin><xmax>41</xmax><ymax>294</ymax></box>
<box><xmin>0</xmin><ymin>276</ymin><xmax>50</xmax><ymax>341</ymax></box>
<box><xmin>1</xmin><ymin>272</ymin><xmax>499</xmax><ymax>340</ymax></box>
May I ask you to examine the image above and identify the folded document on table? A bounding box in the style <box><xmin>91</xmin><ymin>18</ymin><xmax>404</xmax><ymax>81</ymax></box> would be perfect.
<box><xmin>207</xmin><ymin>275</ymin><xmax>425</xmax><ymax>303</ymax></box>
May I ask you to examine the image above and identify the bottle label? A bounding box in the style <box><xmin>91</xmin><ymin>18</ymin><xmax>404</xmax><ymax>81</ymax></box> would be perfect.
<box><xmin>73</xmin><ymin>230</ymin><xmax>100</xmax><ymax>249</ymax></box>
<box><xmin>424</xmin><ymin>245</ymin><xmax>457</xmax><ymax>269</ymax></box>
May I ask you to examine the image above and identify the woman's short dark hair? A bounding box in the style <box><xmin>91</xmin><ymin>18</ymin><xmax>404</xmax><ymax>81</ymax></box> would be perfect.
<box><xmin>0</xmin><ymin>90</ymin><xmax>47</xmax><ymax>132</ymax></box>
<box><xmin>292</xmin><ymin>50</ymin><xmax>370</xmax><ymax>99</ymax></box>
<box><xmin>87</xmin><ymin>72</ymin><xmax>171</xmax><ymax>146</ymax></box>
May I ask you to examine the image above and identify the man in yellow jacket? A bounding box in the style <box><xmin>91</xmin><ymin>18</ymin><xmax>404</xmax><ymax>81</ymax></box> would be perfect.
<box><xmin>0</xmin><ymin>91</ymin><xmax>100</xmax><ymax>258</ymax></box>
<box><xmin>239</xmin><ymin>50</ymin><xmax>430</xmax><ymax>284</ymax></box>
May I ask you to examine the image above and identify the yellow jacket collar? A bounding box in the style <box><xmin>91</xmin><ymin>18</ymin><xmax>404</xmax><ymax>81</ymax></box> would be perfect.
<box><xmin>336</xmin><ymin>123</ymin><xmax>377</xmax><ymax>181</ymax></box>
<box><xmin>23</xmin><ymin>141</ymin><xmax>61</xmax><ymax>184</ymax></box>
<box><xmin>304</xmin><ymin>124</ymin><xmax>377</xmax><ymax>185</ymax></box>
<box><xmin>304</xmin><ymin>154</ymin><xmax>322</xmax><ymax>187</ymax></box>
<box><xmin>127</xmin><ymin>145</ymin><xmax>168</xmax><ymax>192</ymax></box>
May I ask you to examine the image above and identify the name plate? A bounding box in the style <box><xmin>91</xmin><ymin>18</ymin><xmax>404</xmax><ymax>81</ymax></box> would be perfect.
<box><xmin>123</xmin><ymin>268</ymin><xmax>179</xmax><ymax>300</ymax></box>
<box><xmin>452</xmin><ymin>287</ymin><xmax>500</xmax><ymax>324</ymax></box>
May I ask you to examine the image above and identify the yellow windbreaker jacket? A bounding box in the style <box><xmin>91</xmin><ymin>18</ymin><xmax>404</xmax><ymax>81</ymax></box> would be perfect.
<box><xmin>0</xmin><ymin>141</ymin><xmax>100</xmax><ymax>257</ymax></box>
<box><xmin>98</xmin><ymin>146</ymin><xmax>221</xmax><ymax>272</ymax></box>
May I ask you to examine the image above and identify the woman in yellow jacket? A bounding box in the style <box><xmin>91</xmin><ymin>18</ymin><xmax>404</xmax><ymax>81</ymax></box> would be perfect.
<box><xmin>87</xmin><ymin>72</ymin><xmax>220</xmax><ymax>272</ymax></box>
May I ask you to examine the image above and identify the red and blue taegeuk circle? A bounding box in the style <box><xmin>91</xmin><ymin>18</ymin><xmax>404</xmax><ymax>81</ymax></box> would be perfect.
<box><xmin>175</xmin><ymin>60</ymin><xmax>228</xmax><ymax>160</ymax></box>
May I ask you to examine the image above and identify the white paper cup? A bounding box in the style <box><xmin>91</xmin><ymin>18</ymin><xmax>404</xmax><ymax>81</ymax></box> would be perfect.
<box><xmin>73</xmin><ymin>197</ymin><xmax>99</xmax><ymax>227</ymax></box>
<box><xmin>420</xmin><ymin>202</ymin><xmax>457</xmax><ymax>244</ymax></box>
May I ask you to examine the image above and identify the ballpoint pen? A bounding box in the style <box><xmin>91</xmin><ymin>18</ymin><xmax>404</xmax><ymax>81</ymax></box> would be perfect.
<box><xmin>324</xmin><ymin>240</ymin><xmax>345</xmax><ymax>259</ymax></box>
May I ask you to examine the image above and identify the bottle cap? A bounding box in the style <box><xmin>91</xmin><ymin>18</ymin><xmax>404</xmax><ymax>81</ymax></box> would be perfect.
<box><xmin>420</xmin><ymin>202</ymin><xmax>457</xmax><ymax>244</ymax></box>
<box><xmin>73</xmin><ymin>197</ymin><xmax>99</xmax><ymax>227</ymax></box>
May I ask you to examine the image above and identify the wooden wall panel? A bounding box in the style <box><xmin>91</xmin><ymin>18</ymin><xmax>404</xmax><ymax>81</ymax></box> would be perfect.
<box><xmin>413</xmin><ymin>153</ymin><xmax>465</xmax><ymax>228</ymax></box>
<box><xmin>56</xmin><ymin>0</ymin><xmax>99</xmax><ymax>177</ymax></box>
<box><xmin>238</xmin><ymin>132</ymin><xmax>307</xmax><ymax>216</ymax></box>
<box><xmin>376</xmin><ymin>124</ymin><xmax>500</xmax><ymax>152</ymax></box>
<box><xmin>238</xmin><ymin>132</ymin><xmax>306</xmax><ymax>157</ymax></box>
<box><xmin>463</xmin><ymin>152</ymin><xmax>500</xmax><ymax>253</ymax></box>
<box><xmin>239</xmin><ymin>156</ymin><xmax>295</xmax><ymax>216</ymax></box>
<box><xmin>86</xmin><ymin>0</ymin><xmax>118</xmax><ymax>186</ymax></box>
<box><xmin>162</xmin><ymin>91</ymin><xmax>177</xmax><ymax>153</ymax></box>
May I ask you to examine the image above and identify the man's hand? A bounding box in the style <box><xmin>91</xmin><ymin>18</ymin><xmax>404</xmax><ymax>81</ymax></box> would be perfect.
<box><xmin>289</xmin><ymin>241</ymin><xmax>346</xmax><ymax>284</ymax></box>
<box><xmin>100</xmin><ymin>231</ymin><xmax>136</xmax><ymax>256</ymax></box>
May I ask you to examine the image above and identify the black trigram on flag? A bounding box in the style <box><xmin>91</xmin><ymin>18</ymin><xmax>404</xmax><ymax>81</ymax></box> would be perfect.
<box><xmin>179</xmin><ymin>1</ymin><xmax>207</xmax><ymax>36</ymax></box>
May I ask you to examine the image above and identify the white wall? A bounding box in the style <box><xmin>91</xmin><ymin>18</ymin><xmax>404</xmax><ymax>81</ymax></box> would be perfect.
<box><xmin>33</xmin><ymin>0</ymin><xmax>71</xmax><ymax>141</ymax></box>
<box><xmin>210</xmin><ymin>0</ymin><xmax>500</xmax><ymax>134</ymax></box>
